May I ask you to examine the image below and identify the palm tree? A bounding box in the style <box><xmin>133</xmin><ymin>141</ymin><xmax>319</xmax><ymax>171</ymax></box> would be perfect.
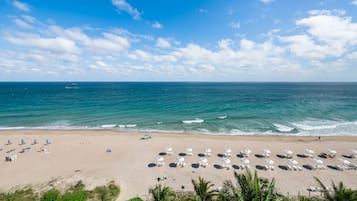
<box><xmin>191</xmin><ymin>177</ymin><xmax>217</xmax><ymax>201</ymax></box>
<box><xmin>218</xmin><ymin>169</ymin><xmax>280</xmax><ymax>201</ymax></box>
<box><xmin>149</xmin><ymin>184</ymin><xmax>175</xmax><ymax>201</ymax></box>
<box><xmin>314</xmin><ymin>177</ymin><xmax>357</xmax><ymax>201</ymax></box>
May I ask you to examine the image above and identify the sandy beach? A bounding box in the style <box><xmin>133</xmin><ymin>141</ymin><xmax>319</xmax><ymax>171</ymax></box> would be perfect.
<box><xmin>0</xmin><ymin>130</ymin><xmax>356</xmax><ymax>200</ymax></box>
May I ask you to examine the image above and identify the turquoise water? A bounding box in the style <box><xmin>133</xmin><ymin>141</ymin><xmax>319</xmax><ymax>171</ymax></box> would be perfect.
<box><xmin>0</xmin><ymin>82</ymin><xmax>357</xmax><ymax>136</ymax></box>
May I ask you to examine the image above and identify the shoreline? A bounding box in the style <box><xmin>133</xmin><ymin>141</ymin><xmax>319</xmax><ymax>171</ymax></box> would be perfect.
<box><xmin>1</xmin><ymin>130</ymin><xmax>357</xmax><ymax>200</ymax></box>
<box><xmin>1</xmin><ymin>128</ymin><xmax>357</xmax><ymax>139</ymax></box>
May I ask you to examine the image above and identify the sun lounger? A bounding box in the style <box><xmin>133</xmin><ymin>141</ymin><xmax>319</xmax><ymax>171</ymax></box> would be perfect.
<box><xmin>7</xmin><ymin>148</ymin><xmax>15</xmax><ymax>153</ymax></box>
<box><xmin>5</xmin><ymin>154</ymin><xmax>17</xmax><ymax>161</ymax></box>
<box><xmin>143</xmin><ymin>133</ymin><xmax>152</xmax><ymax>140</ymax></box>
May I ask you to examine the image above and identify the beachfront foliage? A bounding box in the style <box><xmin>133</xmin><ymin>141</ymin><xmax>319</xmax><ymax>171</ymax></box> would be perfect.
<box><xmin>218</xmin><ymin>169</ymin><xmax>280</xmax><ymax>201</ymax></box>
<box><xmin>128</xmin><ymin>197</ymin><xmax>144</xmax><ymax>201</ymax></box>
<box><xmin>149</xmin><ymin>184</ymin><xmax>176</xmax><ymax>201</ymax></box>
<box><xmin>191</xmin><ymin>177</ymin><xmax>217</xmax><ymax>201</ymax></box>
<box><xmin>0</xmin><ymin>181</ymin><xmax>120</xmax><ymax>201</ymax></box>
<box><xmin>0</xmin><ymin>187</ymin><xmax>38</xmax><ymax>201</ymax></box>
<box><xmin>314</xmin><ymin>177</ymin><xmax>357</xmax><ymax>201</ymax></box>
<box><xmin>41</xmin><ymin>189</ymin><xmax>60</xmax><ymax>201</ymax></box>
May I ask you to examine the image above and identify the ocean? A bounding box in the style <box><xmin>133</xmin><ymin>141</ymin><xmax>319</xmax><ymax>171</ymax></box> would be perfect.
<box><xmin>0</xmin><ymin>82</ymin><xmax>357</xmax><ymax>136</ymax></box>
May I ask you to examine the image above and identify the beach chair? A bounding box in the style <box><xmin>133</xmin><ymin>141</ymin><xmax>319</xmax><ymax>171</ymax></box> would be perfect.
<box><xmin>45</xmin><ymin>139</ymin><xmax>51</xmax><ymax>145</ymax></box>
<box><xmin>19</xmin><ymin>139</ymin><xmax>26</xmax><ymax>145</ymax></box>
<box><xmin>5</xmin><ymin>154</ymin><xmax>17</xmax><ymax>161</ymax></box>
<box><xmin>0</xmin><ymin>147</ymin><xmax>3</xmax><ymax>151</ymax></box>
<box><xmin>143</xmin><ymin>133</ymin><xmax>152</xmax><ymax>140</ymax></box>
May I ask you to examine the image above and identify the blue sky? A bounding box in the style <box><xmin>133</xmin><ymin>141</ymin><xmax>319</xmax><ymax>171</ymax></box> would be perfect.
<box><xmin>1</xmin><ymin>0</ymin><xmax>357</xmax><ymax>81</ymax></box>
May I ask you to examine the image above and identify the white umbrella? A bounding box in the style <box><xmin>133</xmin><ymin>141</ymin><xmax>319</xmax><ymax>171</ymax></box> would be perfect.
<box><xmin>264</xmin><ymin>149</ymin><xmax>271</xmax><ymax>154</ymax></box>
<box><xmin>205</xmin><ymin>148</ymin><xmax>211</xmax><ymax>153</ymax></box>
<box><xmin>177</xmin><ymin>156</ymin><xmax>185</xmax><ymax>162</ymax></box>
<box><xmin>242</xmin><ymin>149</ymin><xmax>252</xmax><ymax>155</ymax></box>
<box><xmin>199</xmin><ymin>157</ymin><xmax>208</xmax><ymax>163</ymax></box>
<box><xmin>166</xmin><ymin>147</ymin><xmax>173</xmax><ymax>152</ymax></box>
<box><xmin>241</xmin><ymin>158</ymin><xmax>250</xmax><ymax>164</ymax></box>
<box><xmin>266</xmin><ymin>159</ymin><xmax>274</xmax><ymax>165</ymax></box>
<box><xmin>284</xmin><ymin>149</ymin><xmax>293</xmax><ymax>155</ymax></box>
<box><xmin>328</xmin><ymin>149</ymin><xmax>337</xmax><ymax>154</ymax></box>
<box><xmin>157</xmin><ymin>156</ymin><xmax>164</xmax><ymax>162</ymax></box>
<box><xmin>305</xmin><ymin>149</ymin><xmax>315</xmax><ymax>154</ymax></box>
<box><xmin>224</xmin><ymin>148</ymin><xmax>232</xmax><ymax>157</ymax></box>
<box><xmin>314</xmin><ymin>158</ymin><xmax>323</xmax><ymax>164</ymax></box>
<box><xmin>288</xmin><ymin>159</ymin><xmax>298</xmax><ymax>165</ymax></box>
<box><xmin>222</xmin><ymin>158</ymin><xmax>231</xmax><ymax>164</ymax></box>
<box><xmin>186</xmin><ymin>148</ymin><xmax>192</xmax><ymax>152</ymax></box>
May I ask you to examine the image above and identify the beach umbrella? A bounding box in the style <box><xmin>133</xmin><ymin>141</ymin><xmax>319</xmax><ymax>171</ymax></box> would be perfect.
<box><xmin>177</xmin><ymin>156</ymin><xmax>185</xmax><ymax>162</ymax></box>
<box><xmin>266</xmin><ymin>159</ymin><xmax>274</xmax><ymax>165</ymax></box>
<box><xmin>288</xmin><ymin>159</ymin><xmax>298</xmax><ymax>165</ymax></box>
<box><xmin>224</xmin><ymin>148</ymin><xmax>232</xmax><ymax>157</ymax></box>
<box><xmin>222</xmin><ymin>158</ymin><xmax>231</xmax><ymax>164</ymax></box>
<box><xmin>205</xmin><ymin>148</ymin><xmax>211</xmax><ymax>152</ymax></box>
<box><xmin>241</xmin><ymin>158</ymin><xmax>250</xmax><ymax>165</ymax></box>
<box><xmin>328</xmin><ymin>149</ymin><xmax>337</xmax><ymax>154</ymax></box>
<box><xmin>314</xmin><ymin>158</ymin><xmax>323</xmax><ymax>164</ymax></box>
<box><xmin>199</xmin><ymin>157</ymin><xmax>208</xmax><ymax>163</ymax></box>
<box><xmin>157</xmin><ymin>156</ymin><xmax>164</xmax><ymax>162</ymax></box>
<box><xmin>264</xmin><ymin>149</ymin><xmax>271</xmax><ymax>154</ymax></box>
<box><xmin>186</xmin><ymin>148</ymin><xmax>192</xmax><ymax>152</ymax></box>
<box><xmin>166</xmin><ymin>147</ymin><xmax>173</xmax><ymax>152</ymax></box>
<box><xmin>305</xmin><ymin>148</ymin><xmax>315</xmax><ymax>154</ymax></box>
<box><xmin>284</xmin><ymin>149</ymin><xmax>293</xmax><ymax>155</ymax></box>
<box><xmin>242</xmin><ymin>149</ymin><xmax>252</xmax><ymax>155</ymax></box>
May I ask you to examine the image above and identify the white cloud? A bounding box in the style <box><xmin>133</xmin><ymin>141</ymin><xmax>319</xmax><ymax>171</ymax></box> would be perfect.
<box><xmin>22</xmin><ymin>15</ymin><xmax>36</xmax><ymax>23</ymax></box>
<box><xmin>111</xmin><ymin>0</ymin><xmax>141</xmax><ymax>20</ymax></box>
<box><xmin>260</xmin><ymin>0</ymin><xmax>274</xmax><ymax>4</ymax></box>
<box><xmin>156</xmin><ymin>38</ymin><xmax>170</xmax><ymax>48</ymax></box>
<box><xmin>12</xmin><ymin>0</ymin><xmax>30</xmax><ymax>12</ymax></box>
<box><xmin>309</xmin><ymin>9</ymin><xmax>346</xmax><ymax>16</ymax></box>
<box><xmin>281</xmin><ymin>10</ymin><xmax>357</xmax><ymax>59</ymax></box>
<box><xmin>351</xmin><ymin>0</ymin><xmax>357</xmax><ymax>6</ymax></box>
<box><xmin>48</xmin><ymin>26</ymin><xmax>130</xmax><ymax>53</ymax></box>
<box><xmin>5</xmin><ymin>34</ymin><xmax>80</xmax><ymax>54</ymax></box>
<box><xmin>229</xmin><ymin>22</ymin><xmax>240</xmax><ymax>29</ymax></box>
<box><xmin>14</xmin><ymin>18</ymin><xmax>32</xmax><ymax>29</ymax></box>
<box><xmin>152</xmin><ymin>22</ymin><xmax>163</xmax><ymax>29</ymax></box>
<box><xmin>197</xmin><ymin>8</ymin><xmax>208</xmax><ymax>13</ymax></box>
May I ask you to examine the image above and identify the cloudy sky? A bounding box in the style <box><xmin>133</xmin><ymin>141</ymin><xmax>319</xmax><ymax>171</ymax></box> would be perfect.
<box><xmin>1</xmin><ymin>0</ymin><xmax>357</xmax><ymax>81</ymax></box>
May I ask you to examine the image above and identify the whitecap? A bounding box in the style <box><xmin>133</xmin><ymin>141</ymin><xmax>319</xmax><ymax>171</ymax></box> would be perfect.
<box><xmin>273</xmin><ymin>123</ymin><xmax>295</xmax><ymax>132</ymax></box>
<box><xmin>182</xmin><ymin>118</ymin><xmax>204</xmax><ymax>124</ymax></box>
<box><xmin>217</xmin><ymin>115</ymin><xmax>227</xmax><ymax>119</ymax></box>
<box><xmin>101</xmin><ymin>124</ymin><xmax>117</xmax><ymax>128</ymax></box>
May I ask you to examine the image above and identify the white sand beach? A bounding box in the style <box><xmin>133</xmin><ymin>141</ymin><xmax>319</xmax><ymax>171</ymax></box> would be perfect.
<box><xmin>0</xmin><ymin>130</ymin><xmax>356</xmax><ymax>200</ymax></box>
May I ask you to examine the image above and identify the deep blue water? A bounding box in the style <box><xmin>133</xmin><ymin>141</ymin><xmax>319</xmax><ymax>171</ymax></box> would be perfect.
<box><xmin>0</xmin><ymin>82</ymin><xmax>357</xmax><ymax>136</ymax></box>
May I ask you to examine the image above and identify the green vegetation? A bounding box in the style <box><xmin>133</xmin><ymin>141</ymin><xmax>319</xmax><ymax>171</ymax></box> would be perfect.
<box><xmin>0</xmin><ymin>181</ymin><xmax>120</xmax><ymax>201</ymax></box>
<box><xmin>1</xmin><ymin>170</ymin><xmax>356</xmax><ymax>201</ymax></box>
<box><xmin>146</xmin><ymin>169</ymin><xmax>356</xmax><ymax>201</ymax></box>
